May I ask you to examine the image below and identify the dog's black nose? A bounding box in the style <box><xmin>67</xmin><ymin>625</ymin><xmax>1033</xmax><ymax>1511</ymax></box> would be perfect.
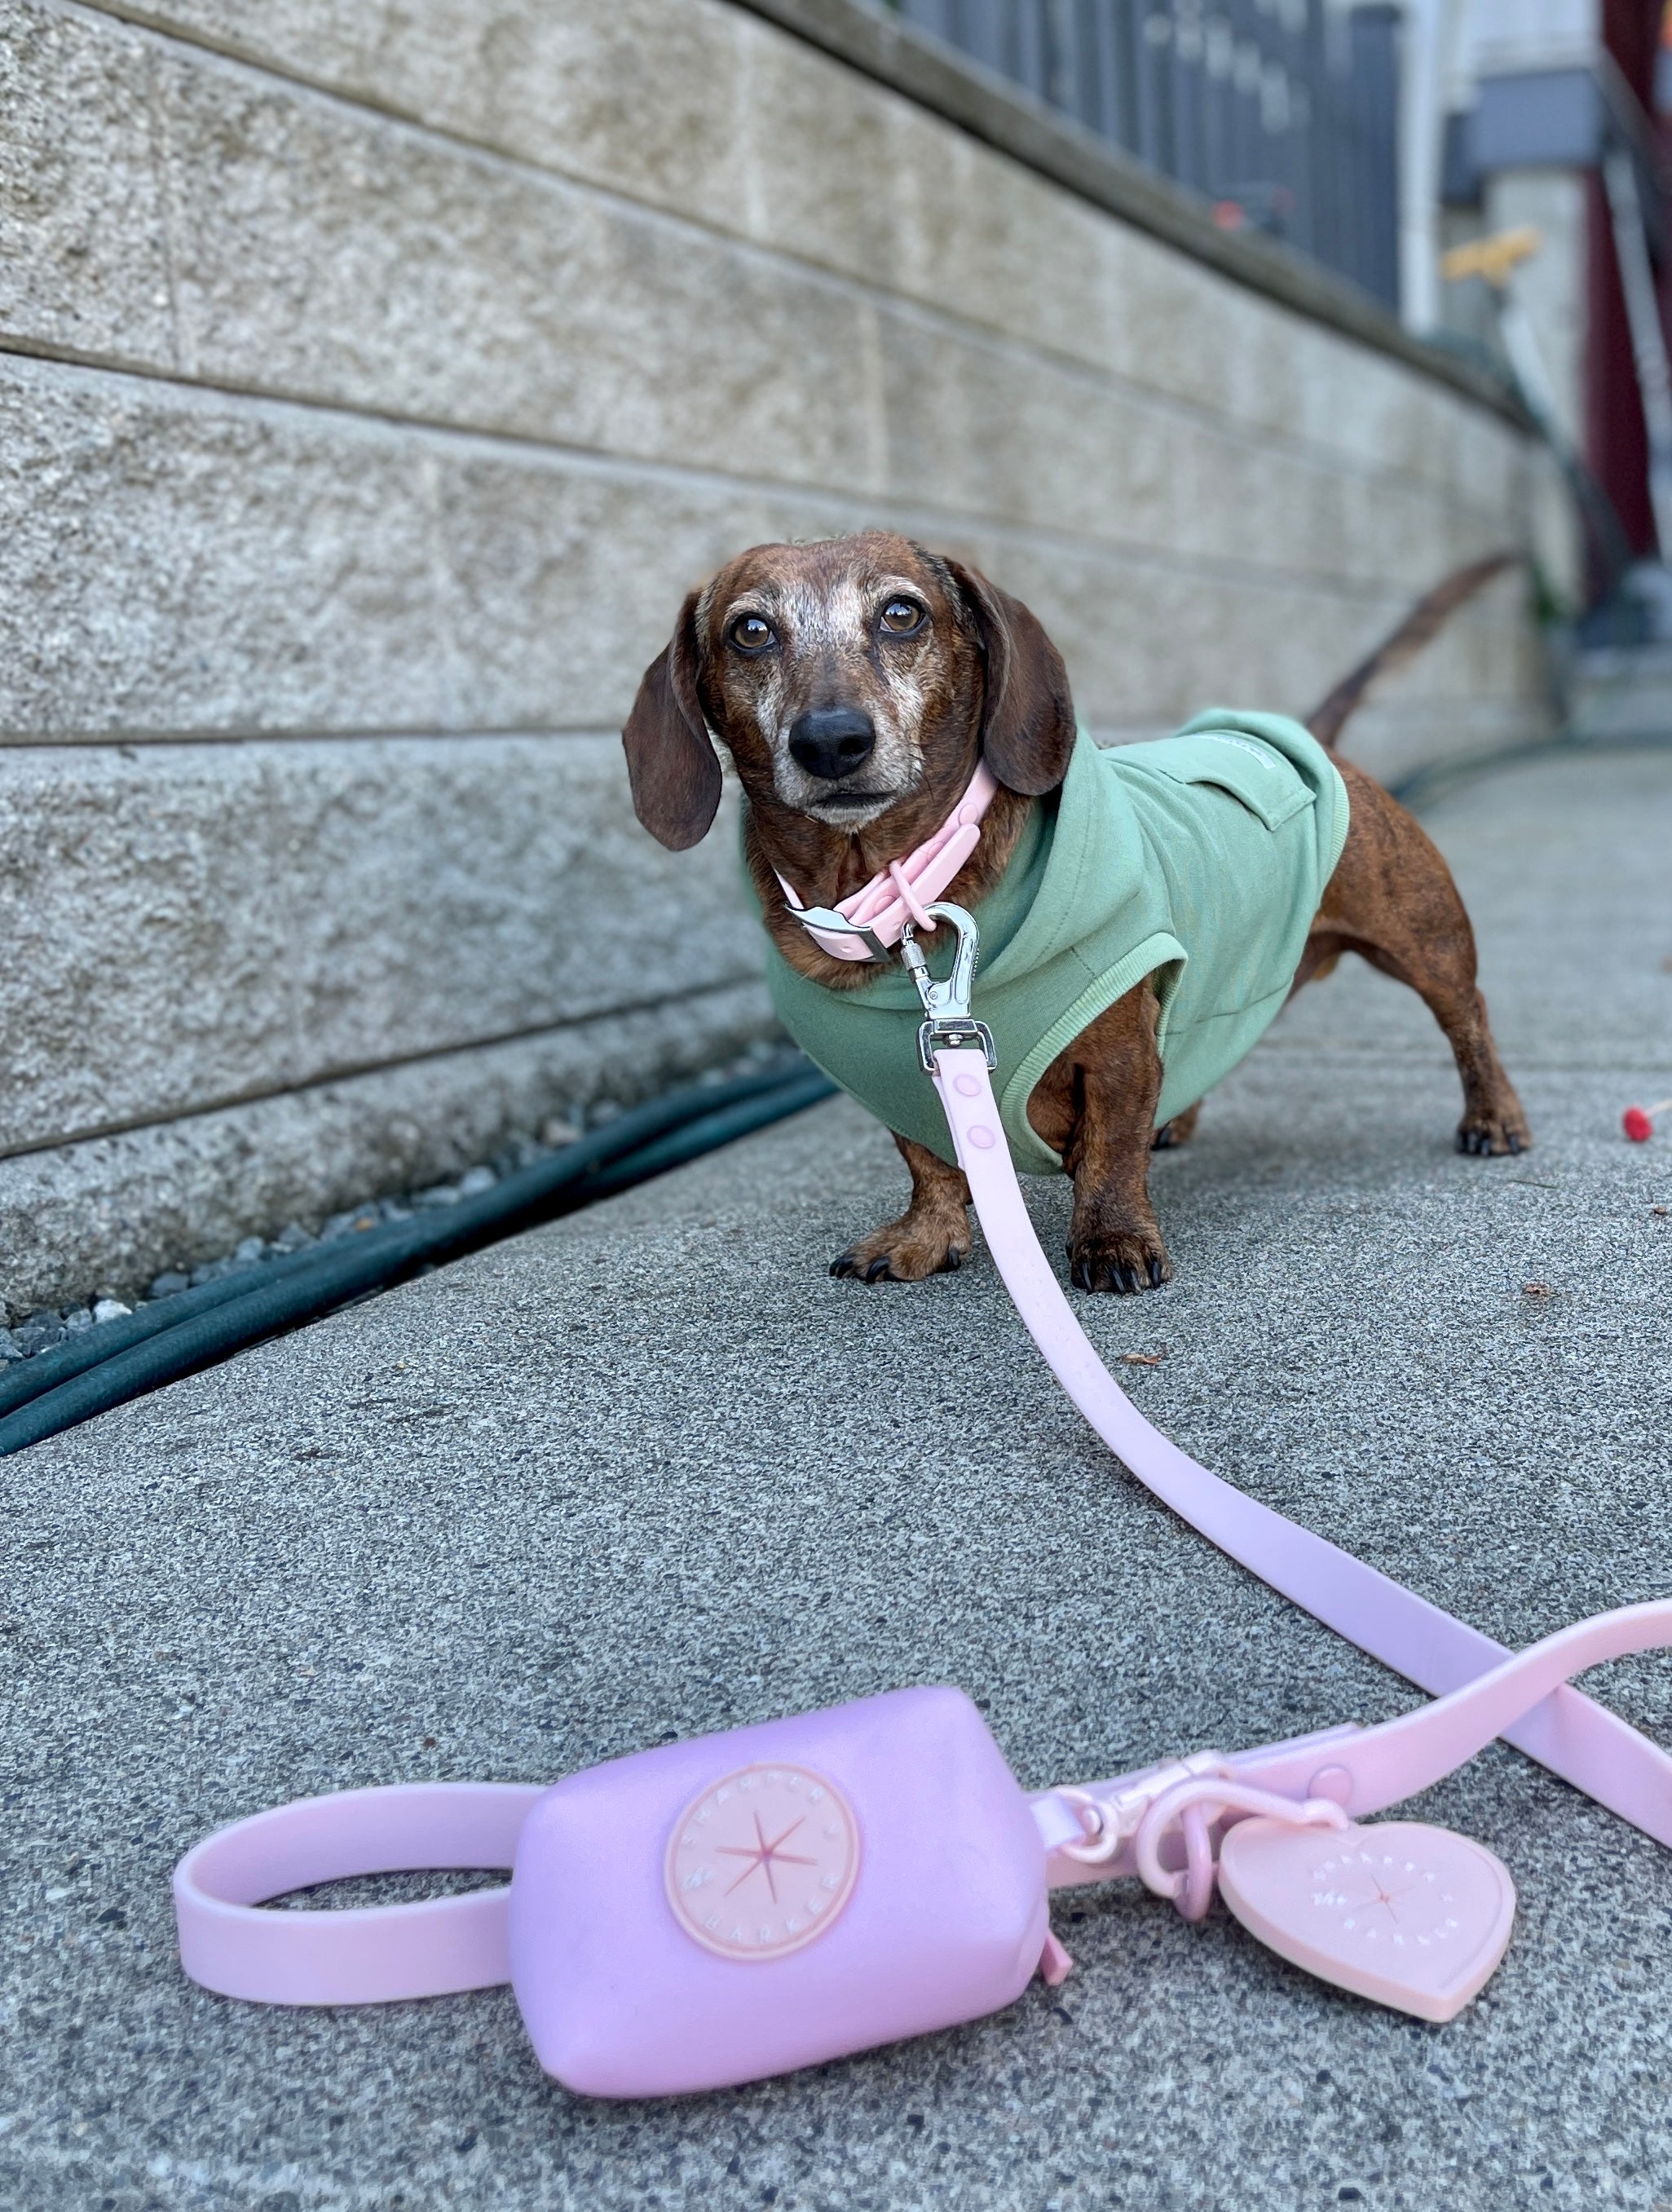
<box><xmin>788</xmin><ymin>706</ymin><xmax>876</xmax><ymax>781</ymax></box>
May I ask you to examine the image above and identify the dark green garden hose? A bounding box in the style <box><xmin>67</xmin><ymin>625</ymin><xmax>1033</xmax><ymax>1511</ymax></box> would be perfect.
<box><xmin>0</xmin><ymin>1061</ymin><xmax>835</xmax><ymax>1457</ymax></box>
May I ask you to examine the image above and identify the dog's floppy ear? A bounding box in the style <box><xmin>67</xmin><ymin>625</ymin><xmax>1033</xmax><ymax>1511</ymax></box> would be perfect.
<box><xmin>944</xmin><ymin>560</ymin><xmax>1077</xmax><ymax>796</ymax></box>
<box><xmin>622</xmin><ymin>590</ymin><xmax>723</xmax><ymax>850</ymax></box>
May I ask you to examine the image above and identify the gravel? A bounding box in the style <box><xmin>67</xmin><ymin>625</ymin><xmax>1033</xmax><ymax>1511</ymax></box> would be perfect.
<box><xmin>12</xmin><ymin>1313</ymin><xmax>67</xmax><ymax>1357</ymax></box>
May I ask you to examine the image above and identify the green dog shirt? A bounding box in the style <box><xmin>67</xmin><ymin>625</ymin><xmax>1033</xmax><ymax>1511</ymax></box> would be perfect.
<box><xmin>752</xmin><ymin>711</ymin><xmax>1350</xmax><ymax>1175</ymax></box>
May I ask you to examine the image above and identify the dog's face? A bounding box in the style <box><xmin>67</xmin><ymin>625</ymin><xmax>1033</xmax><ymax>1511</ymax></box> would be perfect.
<box><xmin>695</xmin><ymin>536</ymin><xmax>972</xmax><ymax>832</ymax></box>
<box><xmin>623</xmin><ymin>532</ymin><xmax>1076</xmax><ymax>854</ymax></box>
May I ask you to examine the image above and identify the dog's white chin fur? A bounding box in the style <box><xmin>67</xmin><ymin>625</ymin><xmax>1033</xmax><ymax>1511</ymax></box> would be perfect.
<box><xmin>799</xmin><ymin>794</ymin><xmax>900</xmax><ymax>830</ymax></box>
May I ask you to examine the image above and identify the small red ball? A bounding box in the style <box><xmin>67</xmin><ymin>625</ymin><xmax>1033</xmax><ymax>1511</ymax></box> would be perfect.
<box><xmin>1623</xmin><ymin>1105</ymin><xmax>1655</xmax><ymax>1142</ymax></box>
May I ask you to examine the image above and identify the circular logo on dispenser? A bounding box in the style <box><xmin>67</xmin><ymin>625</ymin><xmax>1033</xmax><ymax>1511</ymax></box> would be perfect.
<box><xmin>664</xmin><ymin>1762</ymin><xmax>860</xmax><ymax>1961</ymax></box>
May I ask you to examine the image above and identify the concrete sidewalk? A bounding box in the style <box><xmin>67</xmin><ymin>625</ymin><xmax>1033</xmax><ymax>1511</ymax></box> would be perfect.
<box><xmin>4</xmin><ymin>748</ymin><xmax>1670</xmax><ymax>2212</ymax></box>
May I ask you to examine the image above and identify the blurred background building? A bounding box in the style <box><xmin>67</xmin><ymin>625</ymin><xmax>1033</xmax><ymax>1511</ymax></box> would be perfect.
<box><xmin>1</xmin><ymin>0</ymin><xmax>1665</xmax><ymax>1322</ymax></box>
<box><xmin>1435</xmin><ymin>0</ymin><xmax>1672</xmax><ymax>616</ymax></box>
<box><xmin>888</xmin><ymin>0</ymin><xmax>1672</xmax><ymax>604</ymax></box>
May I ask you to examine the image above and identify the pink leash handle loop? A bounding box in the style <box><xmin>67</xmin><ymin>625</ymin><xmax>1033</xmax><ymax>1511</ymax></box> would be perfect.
<box><xmin>929</xmin><ymin>1043</ymin><xmax>1672</xmax><ymax>1852</ymax></box>
<box><xmin>174</xmin><ymin>1782</ymin><xmax>545</xmax><ymax>2005</ymax></box>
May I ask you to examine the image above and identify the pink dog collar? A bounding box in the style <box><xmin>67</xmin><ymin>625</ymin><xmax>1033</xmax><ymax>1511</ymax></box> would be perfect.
<box><xmin>774</xmin><ymin>763</ymin><xmax>999</xmax><ymax>960</ymax></box>
<box><xmin>173</xmin><ymin>900</ymin><xmax>1672</xmax><ymax>2092</ymax></box>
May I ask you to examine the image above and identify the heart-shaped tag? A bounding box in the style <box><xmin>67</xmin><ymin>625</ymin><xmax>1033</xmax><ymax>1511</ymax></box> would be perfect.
<box><xmin>1215</xmin><ymin>1817</ymin><xmax>1515</xmax><ymax>2023</ymax></box>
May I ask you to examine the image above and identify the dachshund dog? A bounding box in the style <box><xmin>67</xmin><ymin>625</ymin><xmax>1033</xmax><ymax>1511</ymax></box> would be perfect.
<box><xmin>623</xmin><ymin>532</ymin><xmax>1529</xmax><ymax>1293</ymax></box>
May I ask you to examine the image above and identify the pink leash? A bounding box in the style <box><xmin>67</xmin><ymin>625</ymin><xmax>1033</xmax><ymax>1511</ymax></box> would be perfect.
<box><xmin>896</xmin><ymin>901</ymin><xmax>1672</xmax><ymax>1849</ymax></box>
<box><xmin>171</xmin><ymin>898</ymin><xmax>1672</xmax><ymax>2029</ymax></box>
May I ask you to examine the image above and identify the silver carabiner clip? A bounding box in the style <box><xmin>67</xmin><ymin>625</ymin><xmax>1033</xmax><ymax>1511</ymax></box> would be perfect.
<box><xmin>898</xmin><ymin>903</ymin><xmax>997</xmax><ymax>1075</ymax></box>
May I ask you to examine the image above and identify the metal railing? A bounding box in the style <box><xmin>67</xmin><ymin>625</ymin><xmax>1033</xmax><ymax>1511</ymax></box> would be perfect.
<box><xmin>885</xmin><ymin>0</ymin><xmax>1401</xmax><ymax>311</ymax></box>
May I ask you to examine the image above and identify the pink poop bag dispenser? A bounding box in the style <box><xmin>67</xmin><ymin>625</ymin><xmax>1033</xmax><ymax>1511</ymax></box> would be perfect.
<box><xmin>177</xmin><ymin>1685</ymin><xmax>1054</xmax><ymax>2099</ymax></box>
<box><xmin>514</xmin><ymin>1686</ymin><xmax>1048</xmax><ymax>2096</ymax></box>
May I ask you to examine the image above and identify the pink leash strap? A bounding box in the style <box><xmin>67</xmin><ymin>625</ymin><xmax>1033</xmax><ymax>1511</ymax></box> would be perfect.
<box><xmin>930</xmin><ymin>1040</ymin><xmax>1672</xmax><ymax>1852</ymax></box>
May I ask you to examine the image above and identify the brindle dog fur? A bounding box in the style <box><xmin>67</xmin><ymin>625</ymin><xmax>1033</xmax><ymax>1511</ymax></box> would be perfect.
<box><xmin>623</xmin><ymin>531</ymin><xmax>1530</xmax><ymax>1294</ymax></box>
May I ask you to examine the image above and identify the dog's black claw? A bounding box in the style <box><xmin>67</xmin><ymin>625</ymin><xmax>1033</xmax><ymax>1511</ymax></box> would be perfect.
<box><xmin>830</xmin><ymin>1252</ymin><xmax>858</xmax><ymax>1278</ymax></box>
<box><xmin>940</xmin><ymin>1247</ymin><xmax>962</xmax><ymax>1273</ymax></box>
<box><xmin>864</xmin><ymin>1256</ymin><xmax>893</xmax><ymax>1283</ymax></box>
<box><xmin>1071</xmin><ymin>1258</ymin><xmax>1092</xmax><ymax>1292</ymax></box>
<box><xmin>1152</xmin><ymin>1127</ymin><xmax>1172</xmax><ymax>1150</ymax></box>
<box><xmin>1147</xmin><ymin>1256</ymin><xmax>1167</xmax><ymax>1288</ymax></box>
<box><xmin>1507</xmin><ymin>1133</ymin><xmax>1523</xmax><ymax>1155</ymax></box>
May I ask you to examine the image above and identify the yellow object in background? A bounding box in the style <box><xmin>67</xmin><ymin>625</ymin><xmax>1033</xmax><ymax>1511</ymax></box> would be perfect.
<box><xmin>1440</xmin><ymin>227</ymin><xmax>1543</xmax><ymax>289</ymax></box>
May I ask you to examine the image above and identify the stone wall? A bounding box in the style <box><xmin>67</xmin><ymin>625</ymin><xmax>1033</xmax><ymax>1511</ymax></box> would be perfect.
<box><xmin>0</xmin><ymin>0</ymin><xmax>1552</xmax><ymax>1316</ymax></box>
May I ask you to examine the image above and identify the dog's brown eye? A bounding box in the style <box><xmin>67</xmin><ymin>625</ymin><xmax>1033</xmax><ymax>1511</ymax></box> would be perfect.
<box><xmin>729</xmin><ymin>613</ymin><xmax>777</xmax><ymax>654</ymax></box>
<box><xmin>879</xmin><ymin>598</ymin><xmax>925</xmax><ymax>636</ymax></box>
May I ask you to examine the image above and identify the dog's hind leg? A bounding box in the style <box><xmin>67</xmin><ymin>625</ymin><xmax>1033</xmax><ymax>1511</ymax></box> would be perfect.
<box><xmin>830</xmin><ymin>1133</ymin><xmax>973</xmax><ymax>1283</ymax></box>
<box><xmin>1310</xmin><ymin>762</ymin><xmax>1532</xmax><ymax>1156</ymax></box>
<box><xmin>1379</xmin><ymin>944</ymin><xmax>1531</xmax><ymax>1156</ymax></box>
<box><xmin>1152</xmin><ymin>1102</ymin><xmax>1202</xmax><ymax>1150</ymax></box>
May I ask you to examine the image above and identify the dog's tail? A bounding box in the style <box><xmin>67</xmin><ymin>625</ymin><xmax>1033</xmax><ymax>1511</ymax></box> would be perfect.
<box><xmin>1306</xmin><ymin>550</ymin><xmax>1517</xmax><ymax>753</ymax></box>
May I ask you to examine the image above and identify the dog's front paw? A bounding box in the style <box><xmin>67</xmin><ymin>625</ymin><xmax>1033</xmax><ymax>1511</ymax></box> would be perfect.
<box><xmin>1067</xmin><ymin>1225</ymin><xmax>1172</xmax><ymax>1295</ymax></box>
<box><xmin>830</xmin><ymin>1219</ymin><xmax>970</xmax><ymax>1283</ymax></box>
<box><xmin>1454</xmin><ymin>1101</ymin><xmax>1533</xmax><ymax>1156</ymax></box>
